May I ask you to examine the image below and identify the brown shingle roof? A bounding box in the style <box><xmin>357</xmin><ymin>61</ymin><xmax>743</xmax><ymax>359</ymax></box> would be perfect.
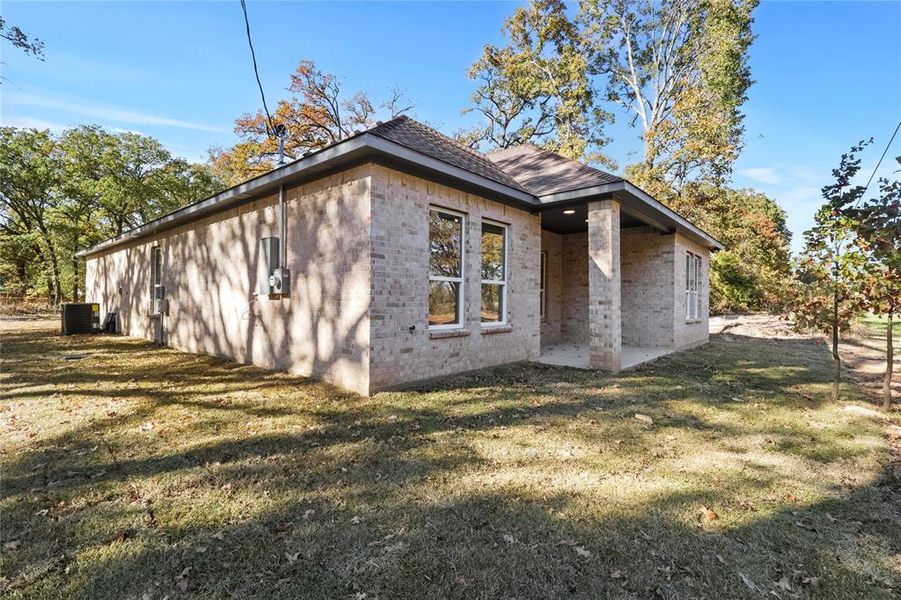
<box><xmin>486</xmin><ymin>144</ymin><xmax>622</xmax><ymax>197</ymax></box>
<box><xmin>366</xmin><ymin>116</ymin><xmax>529</xmax><ymax>193</ymax></box>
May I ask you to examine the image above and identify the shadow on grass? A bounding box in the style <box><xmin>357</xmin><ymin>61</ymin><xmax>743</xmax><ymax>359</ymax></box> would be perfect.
<box><xmin>2</xmin><ymin>327</ymin><xmax>898</xmax><ymax>598</ymax></box>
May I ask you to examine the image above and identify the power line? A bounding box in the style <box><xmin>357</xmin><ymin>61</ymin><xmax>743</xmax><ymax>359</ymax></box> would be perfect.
<box><xmin>239</xmin><ymin>0</ymin><xmax>276</xmax><ymax>138</ymax></box>
<box><xmin>862</xmin><ymin>120</ymin><xmax>901</xmax><ymax>196</ymax></box>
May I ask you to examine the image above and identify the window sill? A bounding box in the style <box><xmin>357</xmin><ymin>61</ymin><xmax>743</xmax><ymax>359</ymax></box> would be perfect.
<box><xmin>685</xmin><ymin>319</ymin><xmax>703</xmax><ymax>324</ymax></box>
<box><xmin>429</xmin><ymin>328</ymin><xmax>470</xmax><ymax>340</ymax></box>
<box><xmin>481</xmin><ymin>324</ymin><xmax>513</xmax><ymax>335</ymax></box>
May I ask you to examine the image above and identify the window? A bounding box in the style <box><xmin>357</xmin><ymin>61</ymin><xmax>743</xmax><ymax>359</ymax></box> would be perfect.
<box><xmin>151</xmin><ymin>245</ymin><xmax>164</xmax><ymax>315</ymax></box>
<box><xmin>428</xmin><ymin>208</ymin><xmax>464</xmax><ymax>327</ymax></box>
<box><xmin>685</xmin><ymin>251</ymin><xmax>702</xmax><ymax>320</ymax></box>
<box><xmin>481</xmin><ymin>221</ymin><xmax>507</xmax><ymax>324</ymax></box>
<box><xmin>539</xmin><ymin>250</ymin><xmax>547</xmax><ymax>319</ymax></box>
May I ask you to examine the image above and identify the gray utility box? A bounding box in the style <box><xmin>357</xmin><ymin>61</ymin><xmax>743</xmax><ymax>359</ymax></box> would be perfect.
<box><xmin>258</xmin><ymin>237</ymin><xmax>290</xmax><ymax>296</ymax></box>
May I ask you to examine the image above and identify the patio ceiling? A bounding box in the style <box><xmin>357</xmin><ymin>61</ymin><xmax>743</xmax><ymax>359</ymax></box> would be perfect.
<box><xmin>540</xmin><ymin>202</ymin><xmax>653</xmax><ymax>235</ymax></box>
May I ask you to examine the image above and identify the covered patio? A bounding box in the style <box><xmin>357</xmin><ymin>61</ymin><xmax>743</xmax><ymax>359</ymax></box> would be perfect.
<box><xmin>537</xmin><ymin>198</ymin><xmax>688</xmax><ymax>371</ymax></box>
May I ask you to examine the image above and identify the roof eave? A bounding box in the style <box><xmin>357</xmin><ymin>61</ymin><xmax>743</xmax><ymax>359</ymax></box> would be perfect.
<box><xmin>537</xmin><ymin>181</ymin><xmax>724</xmax><ymax>251</ymax></box>
<box><xmin>78</xmin><ymin>133</ymin><xmax>538</xmax><ymax>258</ymax></box>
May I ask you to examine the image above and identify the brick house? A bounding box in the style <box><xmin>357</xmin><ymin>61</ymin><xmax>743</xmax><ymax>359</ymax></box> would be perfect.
<box><xmin>82</xmin><ymin>116</ymin><xmax>721</xmax><ymax>395</ymax></box>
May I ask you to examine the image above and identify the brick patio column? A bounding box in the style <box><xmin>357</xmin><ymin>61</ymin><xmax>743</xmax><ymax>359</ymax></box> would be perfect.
<box><xmin>588</xmin><ymin>199</ymin><xmax>621</xmax><ymax>371</ymax></box>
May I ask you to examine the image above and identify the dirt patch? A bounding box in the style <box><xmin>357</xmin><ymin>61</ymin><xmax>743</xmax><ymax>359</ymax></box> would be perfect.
<box><xmin>711</xmin><ymin>314</ymin><xmax>899</xmax><ymax>406</ymax></box>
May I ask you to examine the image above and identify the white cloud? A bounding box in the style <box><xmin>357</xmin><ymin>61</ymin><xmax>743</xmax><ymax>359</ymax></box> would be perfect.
<box><xmin>737</xmin><ymin>167</ymin><xmax>784</xmax><ymax>185</ymax></box>
<box><xmin>4</xmin><ymin>91</ymin><xmax>228</xmax><ymax>133</ymax></box>
<box><xmin>0</xmin><ymin>116</ymin><xmax>68</xmax><ymax>131</ymax></box>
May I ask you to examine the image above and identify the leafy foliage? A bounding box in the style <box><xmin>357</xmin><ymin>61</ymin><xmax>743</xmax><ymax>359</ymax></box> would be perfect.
<box><xmin>0</xmin><ymin>16</ymin><xmax>44</xmax><ymax>61</ymax></box>
<box><xmin>791</xmin><ymin>141</ymin><xmax>872</xmax><ymax>401</ymax></box>
<box><xmin>464</xmin><ymin>0</ymin><xmax>614</xmax><ymax>165</ymax></box>
<box><xmin>843</xmin><ymin>156</ymin><xmax>901</xmax><ymax>409</ymax></box>
<box><xmin>209</xmin><ymin>60</ymin><xmax>413</xmax><ymax>186</ymax></box>
<box><xmin>0</xmin><ymin>126</ymin><xmax>222</xmax><ymax>303</ymax></box>
<box><xmin>465</xmin><ymin>0</ymin><xmax>773</xmax><ymax>311</ymax></box>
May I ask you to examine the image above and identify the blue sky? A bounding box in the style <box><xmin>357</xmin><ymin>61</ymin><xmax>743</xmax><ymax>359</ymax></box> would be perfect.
<box><xmin>2</xmin><ymin>1</ymin><xmax>899</xmax><ymax>251</ymax></box>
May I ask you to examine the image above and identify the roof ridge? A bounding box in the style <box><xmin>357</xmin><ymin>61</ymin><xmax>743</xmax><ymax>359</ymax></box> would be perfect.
<box><xmin>386</xmin><ymin>116</ymin><xmax>493</xmax><ymax>162</ymax></box>
<box><xmin>366</xmin><ymin>116</ymin><xmax>530</xmax><ymax>193</ymax></box>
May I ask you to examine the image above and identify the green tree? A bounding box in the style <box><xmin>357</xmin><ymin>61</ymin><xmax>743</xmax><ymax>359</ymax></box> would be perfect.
<box><xmin>465</xmin><ymin>0</ymin><xmax>613</xmax><ymax>165</ymax></box>
<box><xmin>210</xmin><ymin>60</ymin><xmax>413</xmax><ymax>186</ymax></box>
<box><xmin>845</xmin><ymin>157</ymin><xmax>901</xmax><ymax>409</ymax></box>
<box><xmin>792</xmin><ymin>142</ymin><xmax>871</xmax><ymax>402</ymax></box>
<box><xmin>580</xmin><ymin>0</ymin><xmax>756</xmax><ymax>189</ymax></box>
<box><xmin>0</xmin><ymin>126</ymin><xmax>222</xmax><ymax>304</ymax></box>
<box><xmin>0</xmin><ymin>128</ymin><xmax>64</xmax><ymax>303</ymax></box>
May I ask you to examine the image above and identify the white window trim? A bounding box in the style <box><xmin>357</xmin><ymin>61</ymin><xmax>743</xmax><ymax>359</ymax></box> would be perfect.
<box><xmin>428</xmin><ymin>207</ymin><xmax>466</xmax><ymax>330</ymax></box>
<box><xmin>695</xmin><ymin>254</ymin><xmax>702</xmax><ymax>320</ymax></box>
<box><xmin>151</xmin><ymin>245</ymin><xmax>164</xmax><ymax>316</ymax></box>
<box><xmin>539</xmin><ymin>250</ymin><xmax>547</xmax><ymax>321</ymax></box>
<box><xmin>685</xmin><ymin>251</ymin><xmax>701</xmax><ymax>322</ymax></box>
<box><xmin>480</xmin><ymin>219</ymin><xmax>508</xmax><ymax>327</ymax></box>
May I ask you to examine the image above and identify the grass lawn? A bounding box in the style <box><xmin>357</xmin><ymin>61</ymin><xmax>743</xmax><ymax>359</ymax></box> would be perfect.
<box><xmin>1</xmin><ymin>320</ymin><xmax>899</xmax><ymax>599</ymax></box>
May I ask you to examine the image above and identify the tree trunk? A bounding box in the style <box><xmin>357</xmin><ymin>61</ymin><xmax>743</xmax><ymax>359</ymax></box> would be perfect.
<box><xmin>48</xmin><ymin>249</ymin><xmax>62</xmax><ymax>307</ymax></box>
<box><xmin>832</xmin><ymin>289</ymin><xmax>841</xmax><ymax>403</ymax></box>
<box><xmin>15</xmin><ymin>257</ymin><xmax>29</xmax><ymax>296</ymax></box>
<box><xmin>885</xmin><ymin>309</ymin><xmax>894</xmax><ymax>411</ymax></box>
<box><xmin>72</xmin><ymin>252</ymin><xmax>80</xmax><ymax>302</ymax></box>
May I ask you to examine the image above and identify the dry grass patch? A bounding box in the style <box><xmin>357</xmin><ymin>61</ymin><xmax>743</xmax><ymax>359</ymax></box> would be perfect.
<box><xmin>1</xmin><ymin>319</ymin><xmax>899</xmax><ymax>599</ymax></box>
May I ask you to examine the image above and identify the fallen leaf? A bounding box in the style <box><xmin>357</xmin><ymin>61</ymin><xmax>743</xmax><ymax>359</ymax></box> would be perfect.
<box><xmin>634</xmin><ymin>413</ymin><xmax>654</xmax><ymax>426</ymax></box>
<box><xmin>303</xmin><ymin>509</ymin><xmax>315</xmax><ymax>520</ymax></box>
<box><xmin>794</xmin><ymin>520</ymin><xmax>816</xmax><ymax>532</ymax></box>
<box><xmin>285</xmin><ymin>551</ymin><xmax>300</xmax><ymax>564</ymax></box>
<box><xmin>113</xmin><ymin>528</ymin><xmax>131</xmax><ymax>543</ymax></box>
<box><xmin>574</xmin><ymin>546</ymin><xmax>591</xmax><ymax>558</ymax></box>
<box><xmin>801</xmin><ymin>576</ymin><xmax>819</xmax><ymax>586</ymax></box>
<box><xmin>272</xmin><ymin>523</ymin><xmax>294</xmax><ymax>538</ymax></box>
<box><xmin>610</xmin><ymin>569</ymin><xmax>622</xmax><ymax>578</ymax></box>
<box><xmin>195</xmin><ymin>545</ymin><xmax>207</xmax><ymax>554</ymax></box>
<box><xmin>3</xmin><ymin>540</ymin><xmax>21</xmax><ymax>551</ymax></box>
<box><xmin>177</xmin><ymin>566</ymin><xmax>192</xmax><ymax>592</ymax></box>
<box><xmin>738</xmin><ymin>572</ymin><xmax>758</xmax><ymax>592</ymax></box>
<box><xmin>775</xmin><ymin>576</ymin><xmax>792</xmax><ymax>591</ymax></box>
<box><xmin>503</xmin><ymin>534</ymin><xmax>515</xmax><ymax>545</ymax></box>
<box><xmin>715</xmin><ymin>554</ymin><xmax>726</xmax><ymax>565</ymax></box>
<box><xmin>699</xmin><ymin>505</ymin><xmax>718</xmax><ymax>522</ymax></box>
<box><xmin>211</xmin><ymin>531</ymin><xmax>225</xmax><ymax>541</ymax></box>
<box><xmin>351</xmin><ymin>516</ymin><xmax>362</xmax><ymax>525</ymax></box>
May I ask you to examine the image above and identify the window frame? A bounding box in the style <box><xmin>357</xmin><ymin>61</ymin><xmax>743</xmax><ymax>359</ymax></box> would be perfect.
<box><xmin>685</xmin><ymin>251</ymin><xmax>702</xmax><ymax>321</ymax></box>
<box><xmin>151</xmin><ymin>245</ymin><xmax>164</xmax><ymax>316</ymax></box>
<box><xmin>428</xmin><ymin>207</ymin><xmax>466</xmax><ymax>330</ymax></box>
<box><xmin>695</xmin><ymin>254</ymin><xmax>702</xmax><ymax>320</ymax></box>
<box><xmin>539</xmin><ymin>250</ymin><xmax>547</xmax><ymax>320</ymax></box>
<box><xmin>480</xmin><ymin>219</ymin><xmax>508</xmax><ymax>326</ymax></box>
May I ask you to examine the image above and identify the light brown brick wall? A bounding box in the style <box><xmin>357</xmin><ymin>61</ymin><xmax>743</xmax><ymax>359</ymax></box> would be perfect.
<box><xmin>559</xmin><ymin>232</ymin><xmax>589</xmax><ymax>344</ymax></box>
<box><xmin>539</xmin><ymin>230</ymin><xmax>563</xmax><ymax>344</ymax></box>
<box><xmin>85</xmin><ymin>166</ymin><xmax>373</xmax><ymax>395</ymax></box>
<box><xmin>367</xmin><ymin>165</ymin><xmax>541</xmax><ymax>391</ymax></box>
<box><xmin>621</xmin><ymin>228</ymin><xmax>676</xmax><ymax>348</ymax></box>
